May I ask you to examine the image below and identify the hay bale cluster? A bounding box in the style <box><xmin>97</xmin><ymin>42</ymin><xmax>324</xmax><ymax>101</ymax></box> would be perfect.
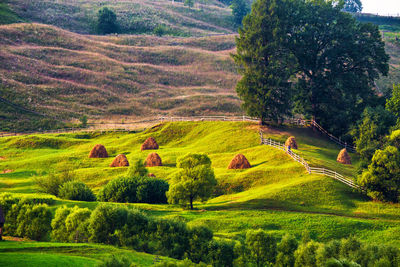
<box><xmin>285</xmin><ymin>136</ymin><xmax>298</xmax><ymax>149</ymax></box>
<box><xmin>337</xmin><ymin>148</ymin><xmax>351</xmax><ymax>165</ymax></box>
<box><xmin>89</xmin><ymin>144</ymin><xmax>108</xmax><ymax>158</ymax></box>
<box><xmin>141</xmin><ymin>137</ymin><xmax>159</xmax><ymax>151</ymax></box>
<box><xmin>110</xmin><ymin>154</ymin><xmax>129</xmax><ymax>167</ymax></box>
<box><xmin>146</xmin><ymin>153</ymin><xmax>162</xmax><ymax>167</ymax></box>
<box><xmin>228</xmin><ymin>154</ymin><xmax>251</xmax><ymax>169</ymax></box>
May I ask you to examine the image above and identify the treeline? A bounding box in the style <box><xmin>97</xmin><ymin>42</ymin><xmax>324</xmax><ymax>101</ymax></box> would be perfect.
<box><xmin>354</xmin><ymin>13</ymin><xmax>400</xmax><ymax>27</ymax></box>
<box><xmin>1</xmin><ymin>194</ymin><xmax>399</xmax><ymax>266</ymax></box>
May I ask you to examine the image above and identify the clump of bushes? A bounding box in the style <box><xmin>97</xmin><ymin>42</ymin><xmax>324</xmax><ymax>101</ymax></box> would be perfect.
<box><xmin>97</xmin><ymin>176</ymin><xmax>168</xmax><ymax>204</ymax></box>
<box><xmin>33</xmin><ymin>167</ymin><xmax>95</xmax><ymax>201</ymax></box>
<box><xmin>4</xmin><ymin>202</ymin><xmax>52</xmax><ymax>241</ymax></box>
<box><xmin>34</xmin><ymin>168</ymin><xmax>74</xmax><ymax>196</ymax></box>
<box><xmin>58</xmin><ymin>181</ymin><xmax>96</xmax><ymax>202</ymax></box>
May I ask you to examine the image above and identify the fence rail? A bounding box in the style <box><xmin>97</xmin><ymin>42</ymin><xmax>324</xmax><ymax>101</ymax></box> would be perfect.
<box><xmin>0</xmin><ymin>115</ymin><xmax>357</xmax><ymax>153</ymax></box>
<box><xmin>260</xmin><ymin>134</ymin><xmax>361</xmax><ymax>190</ymax></box>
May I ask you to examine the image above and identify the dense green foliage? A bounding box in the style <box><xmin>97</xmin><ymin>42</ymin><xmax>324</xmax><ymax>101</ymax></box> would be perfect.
<box><xmin>351</xmin><ymin>106</ymin><xmax>396</xmax><ymax>169</ymax></box>
<box><xmin>234</xmin><ymin>0</ymin><xmax>389</xmax><ymax>136</ymax></box>
<box><xmin>97</xmin><ymin>176</ymin><xmax>168</xmax><ymax>204</ymax></box>
<box><xmin>4</xmin><ymin>202</ymin><xmax>52</xmax><ymax>241</ymax></box>
<box><xmin>233</xmin><ymin>0</ymin><xmax>294</xmax><ymax>124</ymax></box>
<box><xmin>34</xmin><ymin>168</ymin><xmax>74</xmax><ymax>196</ymax></box>
<box><xmin>359</xmin><ymin>146</ymin><xmax>400</xmax><ymax>202</ymax></box>
<box><xmin>167</xmin><ymin>153</ymin><xmax>217</xmax><ymax>209</ymax></box>
<box><xmin>386</xmin><ymin>84</ymin><xmax>400</xmax><ymax>126</ymax></box>
<box><xmin>97</xmin><ymin>7</ymin><xmax>118</xmax><ymax>34</ymax></box>
<box><xmin>127</xmin><ymin>160</ymin><xmax>148</xmax><ymax>178</ymax></box>
<box><xmin>58</xmin><ymin>181</ymin><xmax>96</xmax><ymax>201</ymax></box>
<box><xmin>231</xmin><ymin>0</ymin><xmax>249</xmax><ymax>26</ymax></box>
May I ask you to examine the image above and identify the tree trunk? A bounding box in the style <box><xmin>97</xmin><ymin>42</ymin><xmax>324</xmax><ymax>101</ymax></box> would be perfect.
<box><xmin>190</xmin><ymin>196</ymin><xmax>193</xmax><ymax>210</ymax></box>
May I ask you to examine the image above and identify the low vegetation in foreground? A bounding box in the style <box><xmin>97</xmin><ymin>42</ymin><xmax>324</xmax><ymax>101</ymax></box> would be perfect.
<box><xmin>0</xmin><ymin>121</ymin><xmax>399</xmax><ymax>265</ymax></box>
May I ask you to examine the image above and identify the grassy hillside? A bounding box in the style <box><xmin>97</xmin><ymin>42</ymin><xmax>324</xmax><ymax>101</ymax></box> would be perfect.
<box><xmin>1</xmin><ymin>121</ymin><xmax>399</xmax><ymax>246</ymax></box>
<box><xmin>0</xmin><ymin>23</ymin><xmax>240</xmax><ymax>126</ymax></box>
<box><xmin>0</xmin><ymin>240</ymin><xmax>174</xmax><ymax>266</ymax></box>
<box><xmin>5</xmin><ymin>0</ymin><xmax>235</xmax><ymax>36</ymax></box>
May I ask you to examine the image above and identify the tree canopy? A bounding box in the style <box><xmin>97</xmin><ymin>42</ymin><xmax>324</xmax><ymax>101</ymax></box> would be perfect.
<box><xmin>359</xmin><ymin>146</ymin><xmax>400</xmax><ymax>202</ymax></box>
<box><xmin>166</xmin><ymin>153</ymin><xmax>217</xmax><ymax>209</ymax></box>
<box><xmin>97</xmin><ymin>7</ymin><xmax>118</xmax><ymax>34</ymax></box>
<box><xmin>233</xmin><ymin>0</ymin><xmax>389</xmax><ymax>135</ymax></box>
<box><xmin>231</xmin><ymin>0</ymin><xmax>249</xmax><ymax>26</ymax></box>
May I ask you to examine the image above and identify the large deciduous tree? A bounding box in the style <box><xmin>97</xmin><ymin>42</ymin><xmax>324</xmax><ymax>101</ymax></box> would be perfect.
<box><xmin>233</xmin><ymin>0</ymin><xmax>389</xmax><ymax>134</ymax></box>
<box><xmin>290</xmin><ymin>0</ymin><xmax>388</xmax><ymax>137</ymax></box>
<box><xmin>233</xmin><ymin>0</ymin><xmax>297</xmax><ymax>125</ymax></box>
<box><xmin>167</xmin><ymin>153</ymin><xmax>217</xmax><ymax>209</ymax></box>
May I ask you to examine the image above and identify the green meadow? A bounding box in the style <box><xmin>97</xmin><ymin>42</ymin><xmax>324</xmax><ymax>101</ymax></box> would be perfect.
<box><xmin>1</xmin><ymin>121</ymin><xmax>399</xmax><ymax>252</ymax></box>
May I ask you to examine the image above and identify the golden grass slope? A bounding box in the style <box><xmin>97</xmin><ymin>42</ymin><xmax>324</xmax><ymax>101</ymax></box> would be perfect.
<box><xmin>6</xmin><ymin>0</ymin><xmax>235</xmax><ymax>36</ymax></box>
<box><xmin>0</xmin><ymin>23</ymin><xmax>240</xmax><ymax>121</ymax></box>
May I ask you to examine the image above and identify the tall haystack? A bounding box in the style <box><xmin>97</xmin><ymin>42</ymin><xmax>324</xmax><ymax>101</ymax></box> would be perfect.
<box><xmin>285</xmin><ymin>136</ymin><xmax>298</xmax><ymax>149</ymax></box>
<box><xmin>141</xmin><ymin>137</ymin><xmax>159</xmax><ymax>151</ymax></box>
<box><xmin>89</xmin><ymin>144</ymin><xmax>108</xmax><ymax>158</ymax></box>
<box><xmin>110</xmin><ymin>154</ymin><xmax>129</xmax><ymax>167</ymax></box>
<box><xmin>146</xmin><ymin>153</ymin><xmax>162</xmax><ymax>167</ymax></box>
<box><xmin>228</xmin><ymin>154</ymin><xmax>251</xmax><ymax>169</ymax></box>
<box><xmin>337</xmin><ymin>148</ymin><xmax>351</xmax><ymax>164</ymax></box>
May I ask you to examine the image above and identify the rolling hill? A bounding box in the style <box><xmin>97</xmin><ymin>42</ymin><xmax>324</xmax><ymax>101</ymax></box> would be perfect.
<box><xmin>0</xmin><ymin>23</ymin><xmax>241</xmax><ymax>128</ymax></box>
<box><xmin>4</xmin><ymin>0</ymin><xmax>236</xmax><ymax>36</ymax></box>
<box><xmin>0</xmin><ymin>121</ymin><xmax>399</xmax><ymax>246</ymax></box>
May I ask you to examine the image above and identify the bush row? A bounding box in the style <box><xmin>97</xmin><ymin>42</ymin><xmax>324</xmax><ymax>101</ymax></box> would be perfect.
<box><xmin>1</xmin><ymin>194</ymin><xmax>399</xmax><ymax>266</ymax></box>
<box><xmin>97</xmin><ymin>176</ymin><xmax>169</xmax><ymax>204</ymax></box>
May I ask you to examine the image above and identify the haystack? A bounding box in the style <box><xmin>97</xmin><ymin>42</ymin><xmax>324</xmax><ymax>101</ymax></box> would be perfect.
<box><xmin>89</xmin><ymin>144</ymin><xmax>108</xmax><ymax>158</ymax></box>
<box><xmin>285</xmin><ymin>136</ymin><xmax>298</xmax><ymax>149</ymax></box>
<box><xmin>228</xmin><ymin>154</ymin><xmax>251</xmax><ymax>169</ymax></box>
<box><xmin>141</xmin><ymin>137</ymin><xmax>159</xmax><ymax>151</ymax></box>
<box><xmin>110</xmin><ymin>154</ymin><xmax>129</xmax><ymax>167</ymax></box>
<box><xmin>146</xmin><ymin>153</ymin><xmax>162</xmax><ymax>167</ymax></box>
<box><xmin>337</xmin><ymin>148</ymin><xmax>351</xmax><ymax>165</ymax></box>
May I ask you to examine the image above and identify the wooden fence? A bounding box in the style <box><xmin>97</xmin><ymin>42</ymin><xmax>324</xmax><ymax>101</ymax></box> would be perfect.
<box><xmin>260</xmin><ymin>133</ymin><xmax>361</xmax><ymax>190</ymax></box>
<box><xmin>1</xmin><ymin>115</ymin><xmax>356</xmax><ymax>153</ymax></box>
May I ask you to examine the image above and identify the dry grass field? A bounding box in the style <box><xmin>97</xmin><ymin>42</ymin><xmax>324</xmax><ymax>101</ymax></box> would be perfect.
<box><xmin>0</xmin><ymin>23</ymin><xmax>240</xmax><ymax>122</ymax></box>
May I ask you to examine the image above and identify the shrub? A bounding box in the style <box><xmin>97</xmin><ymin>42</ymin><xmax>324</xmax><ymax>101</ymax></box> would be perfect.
<box><xmin>97</xmin><ymin>176</ymin><xmax>140</xmax><ymax>203</ymax></box>
<box><xmin>88</xmin><ymin>204</ymin><xmax>129</xmax><ymax>244</ymax></box>
<box><xmin>98</xmin><ymin>176</ymin><xmax>168</xmax><ymax>204</ymax></box>
<box><xmin>6</xmin><ymin>203</ymin><xmax>52</xmax><ymax>241</ymax></box>
<box><xmin>51</xmin><ymin>206</ymin><xmax>72</xmax><ymax>242</ymax></box>
<box><xmin>97</xmin><ymin>7</ymin><xmax>118</xmax><ymax>34</ymax></box>
<box><xmin>127</xmin><ymin>159</ymin><xmax>148</xmax><ymax>177</ymax></box>
<box><xmin>65</xmin><ymin>206</ymin><xmax>91</xmax><ymax>242</ymax></box>
<box><xmin>136</xmin><ymin>178</ymin><xmax>169</xmax><ymax>204</ymax></box>
<box><xmin>96</xmin><ymin>255</ymin><xmax>134</xmax><ymax>267</ymax></box>
<box><xmin>34</xmin><ymin>169</ymin><xmax>74</xmax><ymax>196</ymax></box>
<box><xmin>58</xmin><ymin>181</ymin><xmax>96</xmax><ymax>201</ymax></box>
<box><xmin>207</xmin><ymin>239</ymin><xmax>235</xmax><ymax>267</ymax></box>
<box><xmin>359</xmin><ymin>146</ymin><xmax>400</xmax><ymax>202</ymax></box>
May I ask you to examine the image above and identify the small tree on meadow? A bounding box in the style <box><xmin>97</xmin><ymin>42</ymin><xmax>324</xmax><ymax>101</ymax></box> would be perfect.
<box><xmin>97</xmin><ymin>7</ymin><xmax>118</xmax><ymax>34</ymax></box>
<box><xmin>166</xmin><ymin>153</ymin><xmax>217</xmax><ymax>210</ymax></box>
